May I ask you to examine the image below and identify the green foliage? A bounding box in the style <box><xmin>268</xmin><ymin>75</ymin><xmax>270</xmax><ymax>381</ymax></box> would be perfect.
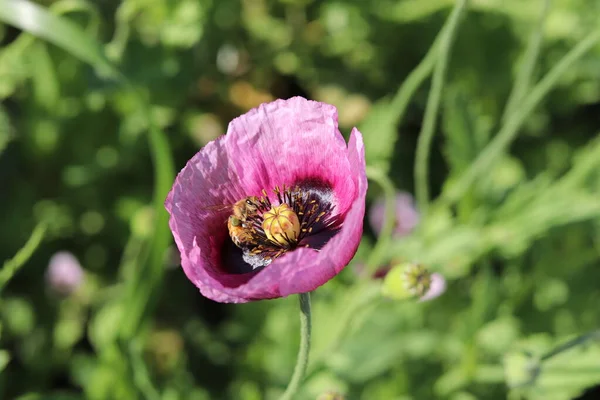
<box><xmin>505</xmin><ymin>332</ymin><xmax>600</xmax><ymax>400</ymax></box>
<box><xmin>1</xmin><ymin>0</ymin><xmax>600</xmax><ymax>399</ymax></box>
<box><xmin>0</xmin><ymin>104</ymin><xmax>13</xmax><ymax>154</ymax></box>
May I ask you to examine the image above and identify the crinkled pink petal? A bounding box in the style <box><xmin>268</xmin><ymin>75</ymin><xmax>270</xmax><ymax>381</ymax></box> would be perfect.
<box><xmin>167</xmin><ymin>136</ymin><xmax>247</xmax><ymax>256</ymax></box>
<box><xmin>165</xmin><ymin>97</ymin><xmax>366</xmax><ymax>303</ymax></box>
<box><xmin>225</xmin><ymin>97</ymin><xmax>356</xmax><ymax>215</ymax></box>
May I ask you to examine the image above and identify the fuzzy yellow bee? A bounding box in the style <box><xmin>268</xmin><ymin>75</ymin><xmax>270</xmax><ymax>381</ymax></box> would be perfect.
<box><xmin>226</xmin><ymin>197</ymin><xmax>260</xmax><ymax>248</ymax></box>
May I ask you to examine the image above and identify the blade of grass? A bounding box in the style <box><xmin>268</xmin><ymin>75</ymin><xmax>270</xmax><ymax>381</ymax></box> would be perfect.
<box><xmin>414</xmin><ymin>0</ymin><xmax>469</xmax><ymax>213</ymax></box>
<box><xmin>501</xmin><ymin>0</ymin><xmax>551</xmax><ymax>122</ymax></box>
<box><xmin>0</xmin><ymin>222</ymin><xmax>47</xmax><ymax>292</ymax></box>
<box><xmin>0</xmin><ymin>0</ymin><xmax>118</xmax><ymax>79</ymax></box>
<box><xmin>443</xmin><ymin>27</ymin><xmax>600</xmax><ymax>204</ymax></box>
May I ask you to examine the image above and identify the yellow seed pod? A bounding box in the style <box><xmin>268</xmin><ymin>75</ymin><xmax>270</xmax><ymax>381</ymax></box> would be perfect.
<box><xmin>262</xmin><ymin>204</ymin><xmax>301</xmax><ymax>246</ymax></box>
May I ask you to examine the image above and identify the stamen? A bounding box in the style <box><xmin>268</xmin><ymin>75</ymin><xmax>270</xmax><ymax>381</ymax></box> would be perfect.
<box><xmin>224</xmin><ymin>184</ymin><xmax>339</xmax><ymax>263</ymax></box>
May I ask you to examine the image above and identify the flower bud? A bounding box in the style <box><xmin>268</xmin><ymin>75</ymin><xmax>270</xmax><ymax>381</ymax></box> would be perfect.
<box><xmin>369</xmin><ymin>192</ymin><xmax>419</xmax><ymax>237</ymax></box>
<box><xmin>419</xmin><ymin>273</ymin><xmax>447</xmax><ymax>302</ymax></box>
<box><xmin>46</xmin><ymin>251</ymin><xmax>84</xmax><ymax>296</ymax></box>
<box><xmin>262</xmin><ymin>204</ymin><xmax>300</xmax><ymax>246</ymax></box>
<box><xmin>382</xmin><ymin>262</ymin><xmax>431</xmax><ymax>300</ymax></box>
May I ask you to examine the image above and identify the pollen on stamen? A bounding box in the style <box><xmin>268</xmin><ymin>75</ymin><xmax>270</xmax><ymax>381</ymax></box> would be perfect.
<box><xmin>226</xmin><ymin>184</ymin><xmax>340</xmax><ymax>268</ymax></box>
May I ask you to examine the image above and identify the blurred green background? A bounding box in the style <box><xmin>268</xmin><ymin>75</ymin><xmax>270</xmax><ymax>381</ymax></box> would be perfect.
<box><xmin>1</xmin><ymin>0</ymin><xmax>600</xmax><ymax>399</ymax></box>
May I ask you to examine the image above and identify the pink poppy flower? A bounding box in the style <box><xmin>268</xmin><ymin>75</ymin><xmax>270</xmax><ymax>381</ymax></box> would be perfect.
<box><xmin>369</xmin><ymin>191</ymin><xmax>419</xmax><ymax>237</ymax></box>
<box><xmin>165</xmin><ymin>97</ymin><xmax>367</xmax><ymax>303</ymax></box>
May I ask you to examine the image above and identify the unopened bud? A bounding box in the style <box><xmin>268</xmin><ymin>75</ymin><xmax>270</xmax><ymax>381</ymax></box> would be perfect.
<box><xmin>262</xmin><ymin>204</ymin><xmax>300</xmax><ymax>246</ymax></box>
<box><xmin>382</xmin><ymin>262</ymin><xmax>431</xmax><ymax>300</ymax></box>
<box><xmin>419</xmin><ymin>273</ymin><xmax>447</xmax><ymax>302</ymax></box>
<box><xmin>46</xmin><ymin>251</ymin><xmax>84</xmax><ymax>296</ymax></box>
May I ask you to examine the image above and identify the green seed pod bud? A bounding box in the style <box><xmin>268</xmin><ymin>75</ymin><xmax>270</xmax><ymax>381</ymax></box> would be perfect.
<box><xmin>381</xmin><ymin>262</ymin><xmax>432</xmax><ymax>300</ymax></box>
<box><xmin>262</xmin><ymin>204</ymin><xmax>301</xmax><ymax>246</ymax></box>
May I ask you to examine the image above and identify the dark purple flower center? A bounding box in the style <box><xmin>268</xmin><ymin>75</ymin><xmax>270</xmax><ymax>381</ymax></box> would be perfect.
<box><xmin>221</xmin><ymin>183</ymin><xmax>341</xmax><ymax>273</ymax></box>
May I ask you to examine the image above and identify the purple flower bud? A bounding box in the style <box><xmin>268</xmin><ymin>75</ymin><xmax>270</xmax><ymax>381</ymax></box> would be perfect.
<box><xmin>369</xmin><ymin>192</ymin><xmax>419</xmax><ymax>238</ymax></box>
<box><xmin>419</xmin><ymin>273</ymin><xmax>447</xmax><ymax>302</ymax></box>
<box><xmin>46</xmin><ymin>251</ymin><xmax>84</xmax><ymax>295</ymax></box>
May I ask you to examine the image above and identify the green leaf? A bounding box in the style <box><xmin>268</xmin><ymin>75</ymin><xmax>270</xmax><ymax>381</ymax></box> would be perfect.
<box><xmin>0</xmin><ymin>349</ymin><xmax>10</xmax><ymax>373</ymax></box>
<box><xmin>0</xmin><ymin>33</ymin><xmax>35</xmax><ymax>99</ymax></box>
<box><xmin>0</xmin><ymin>0</ymin><xmax>118</xmax><ymax>79</ymax></box>
<box><xmin>0</xmin><ymin>103</ymin><xmax>13</xmax><ymax>154</ymax></box>
<box><xmin>29</xmin><ymin>42</ymin><xmax>60</xmax><ymax>111</ymax></box>
<box><xmin>327</xmin><ymin>302</ymin><xmax>429</xmax><ymax>383</ymax></box>
<box><xmin>505</xmin><ymin>332</ymin><xmax>600</xmax><ymax>400</ymax></box>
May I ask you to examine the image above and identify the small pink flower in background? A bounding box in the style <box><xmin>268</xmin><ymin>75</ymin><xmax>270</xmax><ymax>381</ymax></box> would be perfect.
<box><xmin>419</xmin><ymin>273</ymin><xmax>447</xmax><ymax>302</ymax></box>
<box><xmin>166</xmin><ymin>97</ymin><xmax>367</xmax><ymax>303</ymax></box>
<box><xmin>46</xmin><ymin>251</ymin><xmax>84</xmax><ymax>296</ymax></box>
<box><xmin>369</xmin><ymin>192</ymin><xmax>419</xmax><ymax>237</ymax></box>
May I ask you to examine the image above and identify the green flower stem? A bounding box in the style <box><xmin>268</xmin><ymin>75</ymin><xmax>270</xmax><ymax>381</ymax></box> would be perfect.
<box><xmin>501</xmin><ymin>0</ymin><xmax>551</xmax><ymax>122</ymax></box>
<box><xmin>514</xmin><ymin>329</ymin><xmax>600</xmax><ymax>388</ymax></box>
<box><xmin>280</xmin><ymin>292</ymin><xmax>312</xmax><ymax>400</ymax></box>
<box><xmin>388</xmin><ymin>43</ymin><xmax>435</xmax><ymax>127</ymax></box>
<box><xmin>444</xmin><ymin>26</ymin><xmax>600</xmax><ymax>204</ymax></box>
<box><xmin>385</xmin><ymin>0</ymin><xmax>473</xmax><ymax>167</ymax></box>
<box><xmin>540</xmin><ymin>329</ymin><xmax>600</xmax><ymax>362</ymax></box>
<box><xmin>414</xmin><ymin>0</ymin><xmax>469</xmax><ymax>213</ymax></box>
<box><xmin>365</xmin><ymin>166</ymin><xmax>396</xmax><ymax>275</ymax></box>
<box><xmin>0</xmin><ymin>222</ymin><xmax>47</xmax><ymax>292</ymax></box>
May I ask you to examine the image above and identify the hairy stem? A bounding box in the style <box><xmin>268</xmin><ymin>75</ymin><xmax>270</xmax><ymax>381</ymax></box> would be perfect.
<box><xmin>280</xmin><ymin>292</ymin><xmax>312</xmax><ymax>400</ymax></box>
<box><xmin>384</xmin><ymin>0</ymin><xmax>472</xmax><ymax>172</ymax></box>
<box><xmin>502</xmin><ymin>0</ymin><xmax>551</xmax><ymax>122</ymax></box>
